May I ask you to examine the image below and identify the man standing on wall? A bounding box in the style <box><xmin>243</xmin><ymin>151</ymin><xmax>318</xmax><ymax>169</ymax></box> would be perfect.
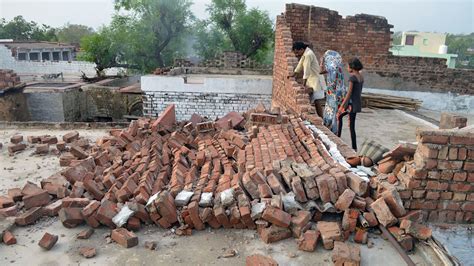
<box><xmin>288</xmin><ymin>42</ymin><xmax>326</xmax><ymax>117</ymax></box>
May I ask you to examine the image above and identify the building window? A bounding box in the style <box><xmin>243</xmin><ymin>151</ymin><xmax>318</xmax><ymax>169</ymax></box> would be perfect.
<box><xmin>423</xmin><ymin>39</ymin><xmax>428</xmax><ymax>45</ymax></box>
<box><xmin>18</xmin><ymin>53</ymin><xmax>27</xmax><ymax>60</ymax></box>
<box><xmin>405</xmin><ymin>35</ymin><xmax>415</xmax><ymax>45</ymax></box>
<box><xmin>52</xmin><ymin>52</ymin><xmax>60</xmax><ymax>61</ymax></box>
<box><xmin>29</xmin><ymin>52</ymin><xmax>39</xmax><ymax>61</ymax></box>
<box><xmin>62</xmin><ymin>51</ymin><xmax>69</xmax><ymax>61</ymax></box>
<box><xmin>41</xmin><ymin>52</ymin><xmax>50</xmax><ymax>61</ymax></box>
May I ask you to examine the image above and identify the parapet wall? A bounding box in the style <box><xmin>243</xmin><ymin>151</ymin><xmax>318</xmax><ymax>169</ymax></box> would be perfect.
<box><xmin>273</xmin><ymin>3</ymin><xmax>474</xmax><ymax>95</ymax></box>
<box><xmin>397</xmin><ymin>129</ymin><xmax>473</xmax><ymax>223</ymax></box>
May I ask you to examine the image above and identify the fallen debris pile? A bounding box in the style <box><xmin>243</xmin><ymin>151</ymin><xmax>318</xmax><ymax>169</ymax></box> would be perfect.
<box><xmin>1</xmin><ymin>104</ymin><xmax>434</xmax><ymax>262</ymax></box>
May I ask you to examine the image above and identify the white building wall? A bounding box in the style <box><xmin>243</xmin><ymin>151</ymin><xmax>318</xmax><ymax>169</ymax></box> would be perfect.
<box><xmin>0</xmin><ymin>45</ymin><xmax>119</xmax><ymax>76</ymax></box>
<box><xmin>141</xmin><ymin>75</ymin><xmax>273</xmax><ymax>120</ymax></box>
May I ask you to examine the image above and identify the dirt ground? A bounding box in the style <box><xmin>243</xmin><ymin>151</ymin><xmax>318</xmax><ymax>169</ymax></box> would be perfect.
<box><xmin>0</xmin><ymin>109</ymin><xmax>461</xmax><ymax>265</ymax></box>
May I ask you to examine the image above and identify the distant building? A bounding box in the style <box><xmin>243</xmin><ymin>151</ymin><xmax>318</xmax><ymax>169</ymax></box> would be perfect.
<box><xmin>0</xmin><ymin>40</ymin><xmax>76</xmax><ymax>62</ymax></box>
<box><xmin>390</xmin><ymin>32</ymin><xmax>458</xmax><ymax>68</ymax></box>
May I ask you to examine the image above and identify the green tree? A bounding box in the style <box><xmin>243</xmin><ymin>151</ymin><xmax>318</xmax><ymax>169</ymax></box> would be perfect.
<box><xmin>114</xmin><ymin>0</ymin><xmax>194</xmax><ymax>68</ymax></box>
<box><xmin>57</xmin><ymin>23</ymin><xmax>94</xmax><ymax>45</ymax></box>
<box><xmin>0</xmin><ymin>16</ymin><xmax>57</xmax><ymax>41</ymax></box>
<box><xmin>195</xmin><ymin>0</ymin><xmax>274</xmax><ymax>62</ymax></box>
<box><xmin>446</xmin><ymin>33</ymin><xmax>474</xmax><ymax>69</ymax></box>
<box><xmin>391</xmin><ymin>31</ymin><xmax>402</xmax><ymax>46</ymax></box>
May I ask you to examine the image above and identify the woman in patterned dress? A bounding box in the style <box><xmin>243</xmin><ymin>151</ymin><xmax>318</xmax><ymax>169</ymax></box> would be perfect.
<box><xmin>319</xmin><ymin>50</ymin><xmax>347</xmax><ymax>134</ymax></box>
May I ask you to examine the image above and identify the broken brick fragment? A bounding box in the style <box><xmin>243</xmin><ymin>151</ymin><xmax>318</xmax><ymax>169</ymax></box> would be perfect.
<box><xmin>79</xmin><ymin>247</ymin><xmax>96</xmax><ymax>258</ymax></box>
<box><xmin>15</xmin><ymin>207</ymin><xmax>44</xmax><ymax>226</ymax></box>
<box><xmin>297</xmin><ymin>230</ymin><xmax>320</xmax><ymax>252</ymax></box>
<box><xmin>77</xmin><ymin>228</ymin><xmax>94</xmax><ymax>239</ymax></box>
<box><xmin>38</xmin><ymin>232</ymin><xmax>58</xmax><ymax>250</ymax></box>
<box><xmin>111</xmin><ymin>228</ymin><xmax>138</xmax><ymax>248</ymax></box>
<box><xmin>399</xmin><ymin>220</ymin><xmax>432</xmax><ymax>240</ymax></box>
<box><xmin>2</xmin><ymin>230</ymin><xmax>17</xmax><ymax>245</ymax></box>
<box><xmin>245</xmin><ymin>254</ymin><xmax>278</xmax><ymax>266</ymax></box>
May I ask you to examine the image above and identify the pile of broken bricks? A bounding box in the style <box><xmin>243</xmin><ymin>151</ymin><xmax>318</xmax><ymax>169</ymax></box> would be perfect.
<box><xmin>1</xmin><ymin>104</ymin><xmax>433</xmax><ymax>264</ymax></box>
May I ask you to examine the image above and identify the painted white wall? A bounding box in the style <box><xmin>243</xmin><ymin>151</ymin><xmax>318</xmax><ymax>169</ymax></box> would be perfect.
<box><xmin>141</xmin><ymin>75</ymin><xmax>272</xmax><ymax>95</ymax></box>
<box><xmin>0</xmin><ymin>45</ymin><xmax>119</xmax><ymax>76</ymax></box>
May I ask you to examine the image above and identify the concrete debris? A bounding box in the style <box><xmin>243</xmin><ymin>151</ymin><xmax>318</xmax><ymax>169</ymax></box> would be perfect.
<box><xmin>112</xmin><ymin>205</ymin><xmax>136</xmax><ymax>227</ymax></box>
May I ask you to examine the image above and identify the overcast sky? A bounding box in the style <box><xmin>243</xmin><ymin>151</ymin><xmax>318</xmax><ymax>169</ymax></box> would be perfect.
<box><xmin>0</xmin><ymin>0</ymin><xmax>473</xmax><ymax>34</ymax></box>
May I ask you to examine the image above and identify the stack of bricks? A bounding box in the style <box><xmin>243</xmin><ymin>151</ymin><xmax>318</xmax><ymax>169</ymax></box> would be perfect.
<box><xmin>396</xmin><ymin>129</ymin><xmax>473</xmax><ymax>223</ymax></box>
<box><xmin>2</xmin><ymin>104</ymin><xmax>397</xmax><ymax>254</ymax></box>
<box><xmin>0</xmin><ymin>69</ymin><xmax>21</xmax><ymax>90</ymax></box>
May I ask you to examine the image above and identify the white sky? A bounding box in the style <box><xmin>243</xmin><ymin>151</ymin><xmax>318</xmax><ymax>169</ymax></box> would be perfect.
<box><xmin>0</xmin><ymin>0</ymin><xmax>473</xmax><ymax>34</ymax></box>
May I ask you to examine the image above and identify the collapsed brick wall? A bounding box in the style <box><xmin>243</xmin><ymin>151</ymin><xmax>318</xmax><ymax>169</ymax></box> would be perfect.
<box><xmin>396</xmin><ymin>129</ymin><xmax>473</xmax><ymax>223</ymax></box>
<box><xmin>274</xmin><ymin>3</ymin><xmax>474</xmax><ymax>95</ymax></box>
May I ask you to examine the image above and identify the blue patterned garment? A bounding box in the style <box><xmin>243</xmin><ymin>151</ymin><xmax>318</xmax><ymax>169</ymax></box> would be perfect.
<box><xmin>322</xmin><ymin>50</ymin><xmax>346</xmax><ymax>134</ymax></box>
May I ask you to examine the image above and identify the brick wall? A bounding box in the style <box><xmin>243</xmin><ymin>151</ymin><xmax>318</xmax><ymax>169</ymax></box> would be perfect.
<box><xmin>271</xmin><ymin>14</ymin><xmax>315</xmax><ymax>114</ymax></box>
<box><xmin>273</xmin><ymin>3</ymin><xmax>474</xmax><ymax>95</ymax></box>
<box><xmin>396</xmin><ymin>129</ymin><xmax>473</xmax><ymax>223</ymax></box>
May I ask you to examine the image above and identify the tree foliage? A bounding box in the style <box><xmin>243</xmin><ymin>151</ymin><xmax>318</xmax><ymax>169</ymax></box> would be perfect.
<box><xmin>194</xmin><ymin>0</ymin><xmax>274</xmax><ymax>62</ymax></box>
<box><xmin>446</xmin><ymin>33</ymin><xmax>474</xmax><ymax>69</ymax></box>
<box><xmin>113</xmin><ymin>0</ymin><xmax>194</xmax><ymax>68</ymax></box>
<box><xmin>0</xmin><ymin>16</ymin><xmax>57</xmax><ymax>41</ymax></box>
<box><xmin>56</xmin><ymin>23</ymin><xmax>94</xmax><ymax>45</ymax></box>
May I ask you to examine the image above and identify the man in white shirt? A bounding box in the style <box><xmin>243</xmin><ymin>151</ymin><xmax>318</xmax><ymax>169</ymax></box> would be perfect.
<box><xmin>288</xmin><ymin>42</ymin><xmax>326</xmax><ymax>117</ymax></box>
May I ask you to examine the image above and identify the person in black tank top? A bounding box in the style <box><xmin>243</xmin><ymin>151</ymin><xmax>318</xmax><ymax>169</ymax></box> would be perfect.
<box><xmin>337</xmin><ymin>58</ymin><xmax>364</xmax><ymax>151</ymax></box>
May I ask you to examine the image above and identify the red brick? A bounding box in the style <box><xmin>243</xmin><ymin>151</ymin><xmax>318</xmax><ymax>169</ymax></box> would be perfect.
<box><xmin>334</xmin><ymin>189</ymin><xmax>356</xmax><ymax>211</ymax></box>
<box><xmin>317</xmin><ymin>221</ymin><xmax>343</xmax><ymax>250</ymax></box>
<box><xmin>10</xmin><ymin>135</ymin><xmax>23</xmax><ymax>144</ymax></box>
<box><xmin>111</xmin><ymin>228</ymin><xmax>138</xmax><ymax>248</ymax></box>
<box><xmin>461</xmin><ymin>202</ymin><xmax>474</xmax><ymax>212</ymax></box>
<box><xmin>2</xmin><ymin>230</ymin><xmax>16</xmax><ymax>245</ymax></box>
<box><xmin>38</xmin><ymin>232</ymin><xmax>58</xmax><ymax>250</ymax></box>
<box><xmin>331</xmin><ymin>241</ymin><xmax>360</xmax><ymax>265</ymax></box>
<box><xmin>77</xmin><ymin>228</ymin><xmax>94</xmax><ymax>239</ymax></box>
<box><xmin>245</xmin><ymin>254</ymin><xmax>278</xmax><ymax>266</ymax></box>
<box><xmin>354</xmin><ymin>229</ymin><xmax>368</xmax><ymax>244</ymax></box>
<box><xmin>382</xmin><ymin>189</ymin><xmax>406</xmax><ymax>218</ymax></box>
<box><xmin>363</xmin><ymin>212</ymin><xmax>378</xmax><ymax>227</ymax></box>
<box><xmin>262</xmin><ymin>206</ymin><xmax>291</xmax><ymax>228</ymax></box>
<box><xmin>297</xmin><ymin>230</ymin><xmax>319</xmax><ymax>252</ymax></box>
<box><xmin>399</xmin><ymin>220</ymin><xmax>432</xmax><ymax>240</ymax></box>
<box><xmin>152</xmin><ymin>104</ymin><xmax>176</xmax><ymax>131</ymax></box>
<box><xmin>36</xmin><ymin>144</ymin><xmax>49</xmax><ymax>154</ymax></box>
<box><xmin>259</xmin><ymin>225</ymin><xmax>292</xmax><ymax>244</ymax></box>
<box><xmin>8</xmin><ymin>143</ymin><xmax>26</xmax><ymax>153</ymax></box>
<box><xmin>79</xmin><ymin>247</ymin><xmax>96</xmax><ymax>258</ymax></box>
<box><xmin>58</xmin><ymin>207</ymin><xmax>84</xmax><ymax>228</ymax></box>
<box><xmin>127</xmin><ymin>217</ymin><xmax>141</xmax><ymax>231</ymax></box>
<box><xmin>23</xmin><ymin>190</ymin><xmax>50</xmax><ymax>209</ymax></box>
<box><xmin>63</xmin><ymin>131</ymin><xmax>79</xmax><ymax>143</ymax></box>
<box><xmin>70</xmin><ymin>145</ymin><xmax>88</xmax><ymax>159</ymax></box>
<box><xmin>464</xmin><ymin>162</ymin><xmax>474</xmax><ymax>171</ymax></box>
<box><xmin>96</xmin><ymin>200</ymin><xmax>118</xmax><ymax>228</ymax></box>
<box><xmin>43</xmin><ymin>200</ymin><xmax>63</xmax><ymax>216</ymax></box>
<box><xmin>370</xmin><ymin>197</ymin><xmax>397</xmax><ymax>227</ymax></box>
<box><xmin>420</xmin><ymin>135</ymin><xmax>448</xmax><ymax>144</ymax></box>
<box><xmin>15</xmin><ymin>207</ymin><xmax>44</xmax><ymax>226</ymax></box>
